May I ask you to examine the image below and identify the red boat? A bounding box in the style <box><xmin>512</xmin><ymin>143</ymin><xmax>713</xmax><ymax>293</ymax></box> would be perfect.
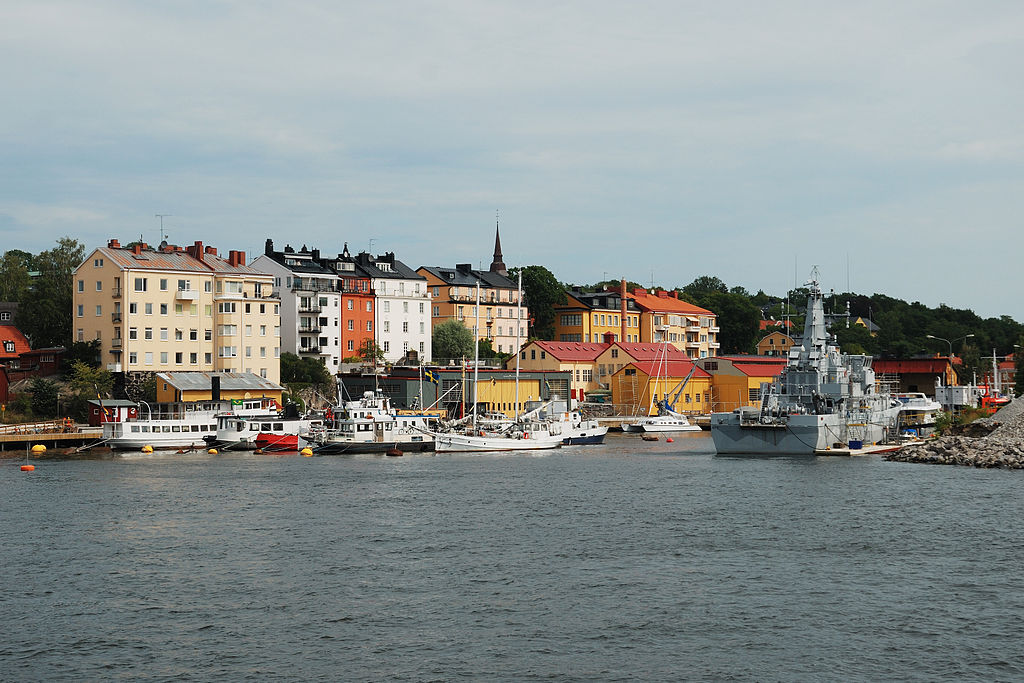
<box><xmin>255</xmin><ymin>432</ymin><xmax>308</xmax><ymax>451</ymax></box>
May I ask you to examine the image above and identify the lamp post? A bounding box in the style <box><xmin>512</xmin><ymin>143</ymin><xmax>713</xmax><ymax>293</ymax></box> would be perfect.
<box><xmin>927</xmin><ymin>333</ymin><xmax>974</xmax><ymax>386</ymax></box>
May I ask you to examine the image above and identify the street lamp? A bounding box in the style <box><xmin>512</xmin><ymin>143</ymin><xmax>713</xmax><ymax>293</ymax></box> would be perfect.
<box><xmin>926</xmin><ymin>333</ymin><xmax>974</xmax><ymax>359</ymax></box>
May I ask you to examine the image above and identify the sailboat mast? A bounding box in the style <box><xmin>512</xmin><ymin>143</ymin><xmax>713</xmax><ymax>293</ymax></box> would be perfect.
<box><xmin>514</xmin><ymin>270</ymin><xmax>522</xmax><ymax>419</ymax></box>
<box><xmin>473</xmin><ymin>280</ymin><xmax>480</xmax><ymax>429</ymax></box>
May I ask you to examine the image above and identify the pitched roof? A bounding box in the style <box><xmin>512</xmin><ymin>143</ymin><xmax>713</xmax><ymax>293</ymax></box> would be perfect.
<box><xmin>627</xmin><ymin>359</ymin><xmax>711</xmax><ymax>379</ymax></box>
<box><xmin>613</xmin><ymin>342</ymin><xmax>689</xmax><ymax>361</ymax></box>
<box><xmin>419</xmin><ymin>265</ymin><xmax>517</xmax><ymax>290</ymax></box>
<box><xmin>731</xmin><ymin>361</ymin><xmax>787</xmax><ymax>377</ymax></box>
<box><xmin>873</xmin><ymin>359</ymin><xmax>950</xmax><ymax>374</ymax></box>
<box><xmin>759</xmin><ymin>319</ymin><xmax>793</xmax><ymax>330</ymax></box>
<box><xmin>91</xmin><ymin>244</ymin><xmax>270</xmax><ymax>276</ymax></box>
<box><xmin>155</xmin><ymin>371</ymin><xmax>284</xmax><ymax>392</ymax></box>
<box><xmin>0</xmin><ymin>325</ymin><xmax>31</xmax><ymax>359</ymax></box>
<box><xmin>531</xmin><ymin>341</ymin><xmax>608</xmax><ymax>361</ymax></box>
<box><xmin>626</xmin><ymin>289</ymin><xmax>713</xmax><ymax>316</ymax></box>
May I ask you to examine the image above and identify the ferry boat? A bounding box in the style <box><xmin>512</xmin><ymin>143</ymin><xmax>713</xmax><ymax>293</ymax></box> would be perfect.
<box><xmin>311</xmin><ymin>391</ymin><xmax>442</xmax><ymax>455</ymax></box>
<box><xmin>103</xmin><ymin>397</ymin><xmax>277</xmax><ymax>450</ymax></box>
<box><xmin>711</xmin><ymin>270</ymin><xmax>911</xmax><ymax>455</ymax></box>
<box><xmin>204</xmin><ymin>410</ymin><xmax>325</xmax><ymax>451</ymax></box>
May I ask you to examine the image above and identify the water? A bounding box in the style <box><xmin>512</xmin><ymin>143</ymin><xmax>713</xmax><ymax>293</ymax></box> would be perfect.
<box><xmin>3</xmin><ymin>433</ymin><xmax>1023</xmax><ymax>681</ymax></box>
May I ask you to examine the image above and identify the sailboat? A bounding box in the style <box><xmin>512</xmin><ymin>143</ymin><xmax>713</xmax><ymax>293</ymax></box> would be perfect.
<box><xmin>624</xmin><ymin>330</ymin><xmax>701</xmax><ymax>433</ymax></box>
<box><xmin>432</xmin><ymin>274</ymin><xmax>563</xmax><ymax>453</ymax></box>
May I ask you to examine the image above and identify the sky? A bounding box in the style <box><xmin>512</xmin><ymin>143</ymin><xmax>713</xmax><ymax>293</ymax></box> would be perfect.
<box><xmin>3</xmin><ymin>1</ymin><xmax>1023</xmax><ymax>321</ymax></box>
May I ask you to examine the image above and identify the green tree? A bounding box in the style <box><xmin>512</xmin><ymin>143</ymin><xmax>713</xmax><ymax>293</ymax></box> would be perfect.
<box><xmin>16</xmin><ymin>237</ymin><xmax>85</xmax><ymax>347</ymax></box>
<box><xmin>0</xmin><ymin>250</ymin><xmax>32</xmax><ymax>302</ymax></box>
<box><xmin>64</xmin><ymin>360</ymin><xmax>114</xmax><ymax>421</ymax></box>
<box><xmin>63</xmin><ymin>340</ymin><xmax>102</xmax><ymax>369</ymax></box>
<box><xmin>510</xmin><ymin>265</ymin><xmax>566</xmax><ymax>341</ymax></box>
<box><xmin>30</xmin><ymin>377</ymin><xmax>60</xmax><ymax>418</ymax></box>
<box><xmin>682</xmin><ymin>275</ymin><xmax>728</xmax><ymax>304</ymax></box>
<box><xmin>280</xmin><ymin>352</ymin><xmax>332</xmax><ymax>386</ymax></box>
<box><xmin>703</xmin><ymin>292</ymin><xmax>761</xmax><ymax>354</ymax></box>
<box><xmin>432</xmin><ymin>319</ymin><xmax>474</xmax><ymax>360</ymax></box>
<box><xmin>357</xmin><ymin>340</ymin><xmax>385</xmax><ymax>366</ymax></box>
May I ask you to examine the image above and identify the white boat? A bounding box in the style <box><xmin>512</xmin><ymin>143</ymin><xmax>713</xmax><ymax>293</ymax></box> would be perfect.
<box><xmin>205</xmin><ymin>411</ymin><xmax>324</xmax><ymax>451</ymax></box>
<box><xmin>558</xmin><ymin>411</ymin><xmax>608</xmax><ymax>445</ymax></box>
<box><xmin>894</xmin><ymin>392</ymin><xmax>942</xmax><ymax>439</ymax></box>
<box><xmin>312</xmin><ymin>391</ymin><xmax>440</xmax><ymax>454</ymax></box>
<box><xmin>711</xmin><ymin>269</ymin><xmax>911</xmax><ymax>455</ymax></box>
<box><xmin>629</xmin><ymin>410</ymin><xmax>701</xmax><ymax>433</ymax></box>
<box><xmin>433</xmin><ymin>421</ymin><xmax>564</xmax><ymax>452</ymax></box>
<box><xmin>103</xmin><ymin>397</ymin><xmax>277</xmax><ymax>450</ymax></box>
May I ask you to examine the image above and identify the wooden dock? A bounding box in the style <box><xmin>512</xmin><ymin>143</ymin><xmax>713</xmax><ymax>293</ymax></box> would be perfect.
<box><xmin>0</xmin><ymin>425</ymin><xmax>103</xmax><ymax>453</ymax></box>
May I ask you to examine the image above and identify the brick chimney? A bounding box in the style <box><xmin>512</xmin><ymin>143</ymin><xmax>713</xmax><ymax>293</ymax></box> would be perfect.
<box><xmin>132</xmin><ymin>243</ymin><xmax>144</xmax><ymax>255</ymax></box>
<box><xmin>205</xmin><ymin>246</ymin><xmax>217</xmax><ymax>256</ymax></box>
<box><xmin>107</xmin><ymin>238</ymin><xmax>121</xmax><ymax>249</ymax></box>
<box><xmin>187</xmin><ymin>241</ymin><xmax>204</xmax><ymax>262</ymax></box>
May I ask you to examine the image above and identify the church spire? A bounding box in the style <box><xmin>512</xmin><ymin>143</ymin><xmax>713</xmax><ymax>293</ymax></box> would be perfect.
<box><xmin>489</xmin><ymin>210</ymin><xmax>507</xmax><ymax>276</ymax></box>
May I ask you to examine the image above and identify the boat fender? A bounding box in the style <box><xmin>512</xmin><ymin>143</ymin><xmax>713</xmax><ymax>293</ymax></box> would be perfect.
<box><xmin>479</xmin><ymin>430</ymin><xmax>485</xmax><ymax>436</ymax></box>
<box><xmin>523</xmin><ymin>432</ymin><xmax>529</xmax><ymax>439</ymax></box>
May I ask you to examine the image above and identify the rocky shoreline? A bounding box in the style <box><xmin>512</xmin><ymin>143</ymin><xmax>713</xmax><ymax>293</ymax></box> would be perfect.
<box><xmin>885</xmin><ymin>398</ymin><xmax>1024</xmax><ymax>469</ymax></box>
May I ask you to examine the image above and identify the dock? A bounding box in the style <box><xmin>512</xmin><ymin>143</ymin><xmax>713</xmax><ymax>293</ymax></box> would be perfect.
<box><xmin>0</xmin><ymin>422</ymin><xmax>103</xmax><ymax>453</ymax></box>
<box><xmin>814</xmin><ymin>443</ymin><xmax>903</xmax><ymax>457</ymax></box>
<box><xmin>597</xmin><ymin>415</ymin><xmax>711</xmax><ymax>431</ymax></box>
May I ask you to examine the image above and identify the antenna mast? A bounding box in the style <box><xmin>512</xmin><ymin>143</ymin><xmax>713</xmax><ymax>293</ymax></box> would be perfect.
<box><xmin>155</xmin><ymin>214</ymin><xmax>171</xmax><ymax>242</ymax></box>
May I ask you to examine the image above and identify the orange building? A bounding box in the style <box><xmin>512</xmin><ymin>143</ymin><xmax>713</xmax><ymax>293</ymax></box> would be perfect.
<box><xmin>626</xmin><ymin>288</ymin><xmax>719</xmax><ymax>359</ymax></box>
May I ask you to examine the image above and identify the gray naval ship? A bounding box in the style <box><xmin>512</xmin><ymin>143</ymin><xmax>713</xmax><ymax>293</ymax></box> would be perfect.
<box><xmin>711</xmin><ymin>270</ymin><xmax>908</xmax><ymax>455</ymax></box>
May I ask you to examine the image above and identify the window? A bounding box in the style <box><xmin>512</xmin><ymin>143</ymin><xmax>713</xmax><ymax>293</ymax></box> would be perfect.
<box><xmin>129</xmin><ymin>327</ymin><xmax>138</xmax><ymax>340</ymax></box>
<box><xmin>178</xmin><ymin>279</ymin><xmax>190</xmax><ymax>291</ymax></box>
<box><xmin>145</xmin><ymin>351</ymin><xmax>153</xmax><ymax>365</ymax></box>
<box><xmin>259</xmin><ymin>325</ymin><xmax>266</xmax><ymax>336</ymax></box>
<box><xmin>366</xmin><ymin>301</ymin><xmax>372</xmax><ymax>312</ymax></box>
<box><xmin>218</xmin><ymin>303</ymin><xmax>236</xmax><ymax>314</ymax></box>
<box><xmin>347</xmin><ymin>340</ymin><xmax>354</xmax><ymax>351</ymax></box>
<box><xmin>383</xmin><ymin>321</ymin><xmax>390</xmax><ymax>333</ymax></box>
<box><xmin>76</xmin><ymin>304</ymin><xmax>84</xmax><ymax>317</ymax></box>
<box><xmin>77</xmin><ymin>280</ymin><xmax>84</xmax><ymax>292</ymax></box>
<box><xmin>159</xmin><ymin>278</ymin><xmax>168</xmax><ymax>291</ymax></box>
<box><xmin>219</xmin><ymin>346</ymin><xmax>238</xmax><ymax>358</ymax></box>
<box><xmin>160</xmin><ymin>352</ymin><xmax>168</xmax><ymax>364</ymax></box>
<box><xmin>160</xmin><ymin>303</ymin><xmax>168</xmax><ymax>315</ymax></box>
<box><xmin>160</xmin><ymin>328</ymin><xmax>168</xmax><ymax>340</ymax></box>
<box><xmin>403</xmin><ymin>302</ymin><xmax>408</xmax><ymax>313</ymax></box>
<box><xmin>347</xmin><ymin>320</ymin><xmax>354</xmax><ymax>331</ymax></box>
<box><xmin>76</xmin><ymin>328</ymin><xmax>83</xmax><ymax>341</ymax></box>
<box><xmin>129</xmin><ymin>352</ymin><xmax>137</xmax><ymax>364</ymax></box>
<box><xmin>382</xmin><ymin>341</ymin><xmax>390</xmax><ymax>353</ymax></box>
<box><xmin>226</xmin><ymin>281</ymin><xmax>243</xmax><ymax>294</ymax></box>
<box><xmin>383</xmin><ymin>301</ymin><xmax>390</xmax><ymax>313</ymax></box>
<box><xmin>134</xmin><ymin>277</ymin><xmax>148</xmax><ymax>292</ymax></box>
<box><xmin>205</xmin><ymin>281</ymin><xmax>212</xmax><ymax>292</ymax></box>
<box><xmin>145</xmin><ymin>303</ymin><xmax>153</xmax><ymax>315</ymax></box>
<box><xmin>245</xmin><ymin>325</ymin><xmax>252</xmax><ymax>336</ymax></box>
<box><xmin>175</xmin><ymin>304</ymin><xmax>183</xmax><ymax>315</ymax></box>
<box><xmin>190</xmin><ymin>352</ymin><xmax>198</xmax><ymax>364</ymax></box>
<box><xmin>366</xmin><ymin>321</ymin><xmax>372</xmax><ymax>331</ymax></box>
<box><xmin>204</xmin><ymin>329</ymin><xmax>212</xmax><ymax>341</ymax></box>
<box><xmin>347</xmin><ymin>300</ymin><xmax>353</xmax><ymax>310</ymax></box>
<box><xmin>144</xmin><ymin>327</ymin><xmax>153</xmax><ymax>340</ymax></box>
<box><xmin>96</xmin><ymin>281</ymin><xmax>102</xmax><ymax>291</ymax></box>
<box><xmin>218</xmin><ymin>325</ymin><xmax>237</xmax><ymax>336</ymax></box>
<box><xmin>402</xmin><ymin>321</ymin><xmax>409</xmax><ymax>333</ymax></box>
<box><xmin>94</xmin><ymin>258</ymin><xmax>103</xmax><ymax>267</ymax></box>
<box><xmin>175</xmin><ymin>329</ymin><xmax>183</xmax><ymax>341</ymax></box>
<box><xmin>190</xmin><ymin>329</ymin><xmax>198</xmax><ymax>341</ymax></box>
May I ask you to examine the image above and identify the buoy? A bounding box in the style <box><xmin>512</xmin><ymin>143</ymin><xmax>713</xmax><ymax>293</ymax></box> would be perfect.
<box><xmin>21</xmin><ymin>465</ymin><xmax>35</xmax><ymax>472</ymax></box>
<box><xmin>666</xmin><ymin>437</ymin><xmax>674</xmax><ymax>443</ymax></box>
<box><xmin>141</xmin><ymin>445</ymin><xmax>154</xmax><ymax>453</ymax></box>
<box><xmin>254</xmin><ymin>448</ymin><xmax>263</xmax><ymax>454</ymax></box>
<box><xmin>386</xmin><ymin>447</ymin><xmax>403</xmax><ymax>457</ymax></box>
<box><xmin>31</xmin><ymin>444</ymin><xmax>46</xmax><ymax>454</ymax></box>
<box><xmin>208</xmin><ymin>448</ymin><xmax>218</xmax><ymax>454</ymax></box>
<box><xmin>300</xmin><ymin>447</ymin><xmax>313</xmax><ymax>457</ymax></box>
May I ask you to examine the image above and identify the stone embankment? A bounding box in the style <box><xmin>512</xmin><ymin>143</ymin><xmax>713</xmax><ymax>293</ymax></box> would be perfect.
<box><xmin>885</xmin><ymin>399</ymin><xmax>1024</xmax><ymax>468</ymax></box>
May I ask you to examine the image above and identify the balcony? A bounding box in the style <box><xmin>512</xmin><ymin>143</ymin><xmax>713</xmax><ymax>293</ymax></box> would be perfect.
<box><xmin>709</xmin><ymin>326</ymin><xmax>720</xmax><ymax>333</ymax></box>
<box><xmin>298</xmin><ymin>305</ymin><xmax>322</xmax><ymax>314</ymax></box>
<box><xmin>686</xmin><ymin>341</ymin><xmax>702</xmax><ymax>349</ymax></box>
<box><xmin>111</xmin><ymin>312</ymin><xmax>122</xmax><ymax>323</ymax></box>
<box><xmin>709</xmin><ymin>342</ymin><xmax>721</xmax><ymax>349</ymax></box>
<box><xmin>297</xmin><ymin>325</ymin><xmax>322</xmax><ymax>334</ymax></box>
<box><xmin>686</xmin><ymin>325</ymin><xmax>702</xmax><ymax>333</ymax></box>
<box><xmin>175</xmin><ymin>289</ymin><xmax>200</xmax><ymax>301</ymax></box>
<box><xmin>111</xmin><ymin>286</ymin><xmax>122</xmax><ymax>298</ymax></box>
<box><xmin>299</xmin><ymin>346</ymin><xmax>323</xmax><ymax>355</ymax></box>
<box><xmin>111</xmin><ymin>337</ymin><xmax>123</xmax><ymax>349</ymax></box>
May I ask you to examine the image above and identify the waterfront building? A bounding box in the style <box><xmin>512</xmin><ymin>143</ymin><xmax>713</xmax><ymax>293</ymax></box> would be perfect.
<box><xmin>756</xmin><ymin>331</ymin><xmax>794</xmax><ymax>357</ymax></box>
<box><xmin>340</xmin><ymin>251</ymin><xmax>430</xmax><ymax>364</ymax></box>
<box><xmin>251</xmin><ymin>241</ymin><xmax>344</xmax><ymax>372</ymax></box>
<box><xmin>417</xmin><ymin>230</ymin><xmax>528</xmax><ymax>356</ymax></box>
<box><xmin>155</xmin><ymin>371</ymin><xmax>285</xmax><ymax>404</ymax></box>
<box><xmin>323</xmin><ymin>244</ymin><xmax>375</xmax><ymax>362</ymax></box>
<box><xmin>696</xmin><ymin>355</ymin><xmax>787</xmax><ymax>413</ymax></box>
<box><xmin>552</xmin><ymin>287</ymin><xmax>642</xmax><ymax>343</ymax></box>
<box><xmin>626</xmin><ymin>288</ymin><xmax>719</xmax><ymax>359</ymax></box>
<box><xmin>872</xmin><ymin>358</ymin><xmax>957</xmax><ymax>396</ymax></box>
<box><xmin>609</xmin><ymin>358</ymin><xmax>713</xmax><ymax>416</ymax></box>
<box><xmin>73</xmin><ymin>239</ymin><xmax>280</xmax><ymax>382</ymax></box>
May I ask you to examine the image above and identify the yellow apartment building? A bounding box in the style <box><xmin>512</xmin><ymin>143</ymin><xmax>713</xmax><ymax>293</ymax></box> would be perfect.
<box><xmin>626</xmin><ymin>288</ymin><xmax>719</xmax><ymax>359</ymax></box>
<box><xmin>74</xmin><ymin>239</ymin><xmax>281</xmax><ymax>382</ymax></box>
<box><xmin>756</xmin><ymin>331</ymin><xmax>794</xmax><ymax>357</ymax></box>
<box><xmin>552</xmin><ymin>288</ymin><xmax>642</xmax><ymax>343</ymax></box>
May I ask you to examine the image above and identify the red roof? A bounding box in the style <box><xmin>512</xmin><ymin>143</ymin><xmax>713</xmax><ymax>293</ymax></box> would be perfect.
<box><xmin>0</xmin><ymin>325</ymin><xmax>31</xmax><ymax>360</ymax></box>
<box><xmin>759</xmin><ymin>319</ymin><xmax>793</xmax><ymax>330</ymax></box>
<box><xmin>626</xmin><ymin>289</ymin><xmax>713</xmax><ymax>316</ymax></box>
<box><xmin>731</xmin><ymin>361</ymin><xmax>786</xmax><ymax>377</ymax></box>
<box><xmin>628</xmin><ymin>359</ymin><xmax>711</xmax><ymax>379</ymax></box>
<box><xmin>531</xmin><ymin>341</ymin><xmax>608</xmax><ymax>362</ymax></box>
<box><xmin>614</xmin><ymin>342</ymin><xmax>689</xmax><ymax>361</ymax></box>
<box><xmin>873</xmin><ymin>359</ymin><xmax>950</xmax><ymax>374</ymax></box>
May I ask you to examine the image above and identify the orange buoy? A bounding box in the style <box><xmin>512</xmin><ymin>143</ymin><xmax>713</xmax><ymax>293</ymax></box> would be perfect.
<box><xmin>666</xmin><ymin>437</ymin><xmax>674</xmax><ymax>443</ymax></box>
<box><xmin>21</xmin><ymin>465</ymin><xmax>35</xmax><ymax>472</ymax></box>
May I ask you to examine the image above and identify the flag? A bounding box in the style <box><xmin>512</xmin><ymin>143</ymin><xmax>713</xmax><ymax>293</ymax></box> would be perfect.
<box><xmin>424</xmin><ymin>370</ymin><xmax>438</xmax><ymax>385</ymax></box>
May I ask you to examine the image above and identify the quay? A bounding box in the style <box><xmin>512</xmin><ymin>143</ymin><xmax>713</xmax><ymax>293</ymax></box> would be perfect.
<box><xmin>0</xmin><ymin>421</ymin><xmax>103</xmax><ymax>454</ymax></box>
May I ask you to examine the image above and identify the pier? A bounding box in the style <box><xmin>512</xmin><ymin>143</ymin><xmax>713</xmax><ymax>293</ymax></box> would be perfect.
<box><xmin>0</xmin><ymin>421</ymin><xmax>103</xmax><ymax>453</ymax></box>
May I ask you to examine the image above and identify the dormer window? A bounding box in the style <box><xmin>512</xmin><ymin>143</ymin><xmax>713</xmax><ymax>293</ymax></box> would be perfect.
<box><xmin>3</xmin><ymin>341</ymin><xmax>14</xmax><ymax>353</ymax></box>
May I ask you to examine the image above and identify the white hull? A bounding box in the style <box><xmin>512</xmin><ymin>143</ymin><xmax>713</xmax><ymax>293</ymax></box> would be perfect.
<box><xmin>433</xmin><ymin>432</ymin><xmax>562</xmax><ymax>453</ymax></box>
<box><xmin>629</xmin><ymin>416</ymin><xmax>701</xmax><ymax>433</ymax></box>
<box><xmin>711</xmin><ymin>409</ymin><xmax>898</xmax><ymax>455</ymax></box>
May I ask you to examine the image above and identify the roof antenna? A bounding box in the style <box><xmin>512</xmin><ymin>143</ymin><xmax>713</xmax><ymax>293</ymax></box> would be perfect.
<box><xmin>155</xmin><ymin>214</ymin><xmax>171</xmax><ymax>242</ymax></box>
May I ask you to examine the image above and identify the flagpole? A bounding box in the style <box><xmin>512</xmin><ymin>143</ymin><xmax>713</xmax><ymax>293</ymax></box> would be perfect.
<box><xmin>514</xmin><ymin>270</ymin><xmax>522</xmax><ymax>420</ymax></box>
<box><xmin>418</xmin><ymin>364</ymin><xmax>423</xmax><ymax>410</ymax></box>
<box><xmin>472</xmin><ymin>280</ymin><xmax>480</xmax><ymax>430</ymax></box>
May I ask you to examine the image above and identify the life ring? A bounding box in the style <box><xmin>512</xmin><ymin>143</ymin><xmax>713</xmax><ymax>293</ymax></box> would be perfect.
<box><xmin>523</xmin><ymin>432</ymin><xmax>529</xmax><ymax>439</ymax></box>
<box><xmin>479</xmin><ymin>430</ymin><xmax>485</xmax><ymax>436</ymax></box>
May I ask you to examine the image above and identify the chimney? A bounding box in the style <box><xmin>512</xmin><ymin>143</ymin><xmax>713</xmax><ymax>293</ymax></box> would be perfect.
<box><xmin>633</xmin><ymin>288</ymin><xmax>647</xmax><ymax>296</ymax></box>
<box><xmin>657</xmin><ymin>290</ymin><xmax>669</xmax><ymax>298</ymax></box>
<box><xmin>107</xmin><ymin>238</ymin><xmax>121</xmax><ymax>249</ymax></box>
<box><xmin>603</xmin><ymin>331</ymin><xmax>616</xmax><ymax>345</ymax></box>
<box><xmin>265</xmin><ymin>238</ymin><xmax>274</xmax><ymax>256</ymax></box>
<box><xmin>132</xmin><ymin>243</ymin><xmax>143</xmax><ymax>255</ymax></box>
<box><xmin>456</xmin><ymin>263</ymin><xmax>473</xmax><ymax>274</ymax></box>
<box><xmin>205</xmin><ymin>246</ymin><xmax>217</xmax><ymax>256</ymax></box>
<box><xmin>671</xmin><ymin>290</ymin><xmax>679</xmax><ymax>299</ymax></box>
<box><xmin>211</xmin><ymin>375</ymin><xmax>221</xmax><ymax>402</ymax></box>
<box><xmin>311</xmin><ymin>248</ymin><xmax>320</xmax><ymax>262</ymax></box>
<box><xmin>620</xmin><ymin>278</ymin><xmax>628</xmax><ymax>342</ymax></box>
<box><xmin>188</xmin><ymin>241</ymin><xmax>204</xmax><ymax>262</ymax></box>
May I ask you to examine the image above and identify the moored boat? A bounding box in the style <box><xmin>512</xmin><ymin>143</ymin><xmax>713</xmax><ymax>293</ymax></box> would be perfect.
<box><xmin>103</xmin><ymin>397</ymin><xmax>277</xmax><ymax>450</ymax></box>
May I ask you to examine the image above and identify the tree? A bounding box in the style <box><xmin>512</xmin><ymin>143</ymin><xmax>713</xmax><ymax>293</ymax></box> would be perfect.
<box><xmin>64</xmin><ymin>360</ymin><xmax>114</xmax><ymax>421</ymax></box>
<box><xmin>510</xmin><ymin>265</ymin><xmax>566</xmax><ymax>341</ymax></box>
<box><xmin>16</xmin><ymin>237</ymin><xmax>85</xmax><ymax>348</ymax></box>
<box><xmin>432</xmin><ymin>319</ymin><xmax>474</xmax><ymax>360</ymax></box>
<box><xmin>703</xmin><ymin>292</ymin><xmax>761</xmax><ymax>354</ymax></box>
<box><xmin>682</xmin><ymin>275</ymin><xmax>728</xmax><ymax>305</ymax></box>
<box><xmin>30</xmin><ymin>377</ymin><xmax>60</xmax><ymax>418</ymax></box>
<box><xmin>63</xmin><ymin>340</ymin><xmax>102</xmax><ymax>369</ymax></box>
<box><xmin>357</xmin><ymin>340</ymin><xmax>385</xmax><ymax>366</ymax></box>
<box><xmin>280</xmin><ymin>352</ymin><xmax>332</xmax><ymax>386</ymax></box>
<box><xmin>0</xmin><ymin>250</ymin><xmax>32</xmax><ymax>302</ymax></box>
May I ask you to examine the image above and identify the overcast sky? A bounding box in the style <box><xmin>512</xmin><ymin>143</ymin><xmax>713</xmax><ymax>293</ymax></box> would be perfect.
<box><xmin>3</xmin><ymin>1</ymin><xmax>1023</xmax><ymax>320</ymax></box>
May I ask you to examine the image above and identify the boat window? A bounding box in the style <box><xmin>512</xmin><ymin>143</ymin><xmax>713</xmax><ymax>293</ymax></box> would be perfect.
<box><xmin>358</xmin><ymin>424</ymin><xmax>371</xmax><ymax>432</ymax></box>
<box><xmin>385</xmin><ymin>423</ymin><xmax>392</xmax><ymax>430</ymax></box>
<box><xmin>141</xmin><ymin>426</ymin><xmax>150</xmax><ymax>432</ymax></box>
<box><xmin>130</xmin><ymin>425</ymin><xmax>140</xmax><ymax>432</ymax></box>
<box><xmin>192</xmin><ymin>425</ymin><xmax>201</xmax><ymax>432</ymax></box>
<box><xmin>163</xmin><ymin>426</ymin><xmax>172</xmax><ymax>433</ymax></box>
<box><xmin>274</xmin><ymin>423</ymin><xmax>283</xmax><ymax>431</ymax></box>
<box><xmin>237</xmin><ymin>424</ymin><xmax>245</xmax><ymax>432</ymax></box>
<box><xmin>261</xmin><ymin>423</ymin><xmax>272</xmax><ymax>431</ymax></box>
<box><xmin>172</xmin><ymin>426</ymin><xmax>181</xmax><ymax>432</ymax></box>
<box><xmin>251</xmin><ymin>424</ymin><xmax>259</xmax><ymax>431</ymax></box>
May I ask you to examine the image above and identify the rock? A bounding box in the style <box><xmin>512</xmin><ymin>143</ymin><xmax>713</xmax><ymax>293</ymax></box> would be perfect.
<box><xmin>886</xmin><ymin>399</ymin><xmax>1024</xmax><ymax>469</ymax></box>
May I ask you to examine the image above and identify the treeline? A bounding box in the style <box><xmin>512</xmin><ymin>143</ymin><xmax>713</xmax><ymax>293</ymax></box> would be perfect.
<box><xmin>1</xmin><ymin>237</ymin><xmax>86</xmax><ymax>348</ymax></box>
<box><xmin>519</xmin><ymin>268</ymin><xmax>1024</xmax><ymax>387</ymax></box>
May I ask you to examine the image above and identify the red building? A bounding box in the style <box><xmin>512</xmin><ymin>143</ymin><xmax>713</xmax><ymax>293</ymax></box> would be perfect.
<box><xmin>333</xmin><ymin>246</ymin><xmax>376</xmax><ymax>359</ymax></box>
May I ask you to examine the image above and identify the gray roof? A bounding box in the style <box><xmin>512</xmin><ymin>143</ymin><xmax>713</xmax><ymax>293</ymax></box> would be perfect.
<box><xmin>419</xmin><ymin>264</ymin><xmax>517</xmax><ymax>290</ymax></box>
<box><xmin>155</xmin><ymin>372</ymin><xmax>285</xmax><ymax>392</ymax></box>
<box><xmin>87</xmin><ymin>399</ymin><xmax>138</xmax><ymax>407</ymax></box>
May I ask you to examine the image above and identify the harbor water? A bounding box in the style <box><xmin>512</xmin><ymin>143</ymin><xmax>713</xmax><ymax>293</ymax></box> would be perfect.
<box><xmin>3</xmin><ymin>432</ymin><xmax>1023</xmax><ymax>681</ymax></box>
